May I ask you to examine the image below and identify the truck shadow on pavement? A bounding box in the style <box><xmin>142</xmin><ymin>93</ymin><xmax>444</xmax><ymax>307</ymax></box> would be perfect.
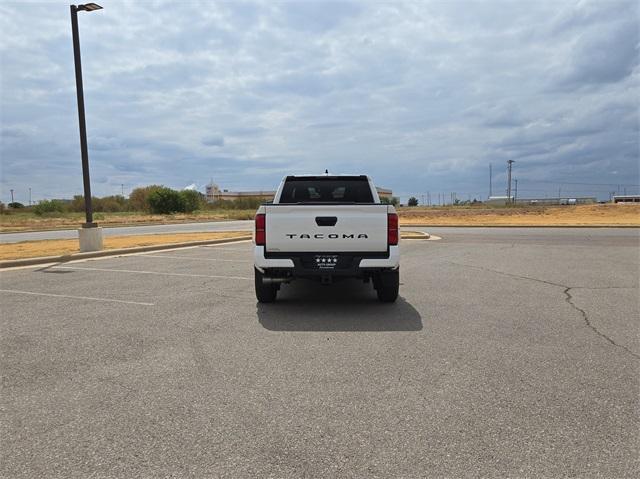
<box><xmin>257</xmin><ymin>279</ymin><xmax>422</xmax><ymax>332</ymax></box>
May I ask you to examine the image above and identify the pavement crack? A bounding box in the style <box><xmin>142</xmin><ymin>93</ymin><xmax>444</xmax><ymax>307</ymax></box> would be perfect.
<box><xmin>563</xmin><ymin>287</ymin><xmax>640</xmax><ymax>360</ymax></box>
<box><xmin>449</xmin><ymin>261</ymin><xmax>640</xmax><ymax>361</ymax></box>
<box><xmin>447</xmin><ymin>261</ymin><xmax>565</xmax><ymax>288</ymax></box>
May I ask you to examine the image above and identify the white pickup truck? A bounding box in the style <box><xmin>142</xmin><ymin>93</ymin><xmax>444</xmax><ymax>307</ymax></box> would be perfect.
<box><xmin>253</xmin><ymin>174</ymin><xmax>399</xmax><ymax>303</ymax></box>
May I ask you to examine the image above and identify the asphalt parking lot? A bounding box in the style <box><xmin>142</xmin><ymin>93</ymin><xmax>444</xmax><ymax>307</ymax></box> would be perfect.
<box><xmin>1</xmin><ymin>228</ymin><xmax>638</xmax><ymax>478</ymax></box>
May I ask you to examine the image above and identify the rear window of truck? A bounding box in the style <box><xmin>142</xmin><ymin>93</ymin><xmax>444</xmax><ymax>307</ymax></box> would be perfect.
<box><xmin>279</xmin><ymin>177</ymin><xmax>375</xmax><ymax>204</ymax></box>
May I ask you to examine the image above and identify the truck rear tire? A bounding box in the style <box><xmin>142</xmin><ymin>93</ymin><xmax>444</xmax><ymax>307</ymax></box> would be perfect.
<box><xmin>376</xmin><ymin>269</ymin><xmax>399</xmax><ymax>303</ymax></box>
<box><xmin>255</xmin><ymin>267</ymin><xmax>277</xmax><ymax>303</ymax></box>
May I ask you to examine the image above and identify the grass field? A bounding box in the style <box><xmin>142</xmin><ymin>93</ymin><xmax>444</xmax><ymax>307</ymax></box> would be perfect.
<box><xmin>1</xmin><ymin>204</ymin><xmax>638</xmax><ymax>233</ymax></box>
<box><xmin>397</xmin><ymin>203</ymin><xmax>639</xmax><ymax>226</ymax></box>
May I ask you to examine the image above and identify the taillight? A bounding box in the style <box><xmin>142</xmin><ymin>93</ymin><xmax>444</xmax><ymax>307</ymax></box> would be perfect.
<box><xmin>387</xmin><ymin>213</ymin><xmax>398</xmax><ymax>246</ymax></box>
<box><xmin>255</xmin><ymin>213</ymin><xmax>265</xmax><ymax>246</ymax></box>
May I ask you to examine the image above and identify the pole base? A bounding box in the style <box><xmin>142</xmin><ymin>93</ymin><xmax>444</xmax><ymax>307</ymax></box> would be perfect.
<box><xmin>78</xmin><ymin>227</ymin><xmax>103</xmax><ymax>252</ymax></box>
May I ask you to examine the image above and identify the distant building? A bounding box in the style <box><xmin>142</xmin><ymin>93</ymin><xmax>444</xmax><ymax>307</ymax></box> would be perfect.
<box><xmin>613</xmin><ymin>195</ymin><xmax>640</xmax><ymax>203</ymax></box>
<box><xmin>376</xmin><ymin>187</ymin><xmax>393</xmax><ymax>200</ymax></box>
<box><xmin>205</xmin><ymin>183</ymin><xmax>275</xmax><ymax>203</ymax></box>
<box><xmin>485</xmin><ymin>195</ymin><xmax>513</xmax><ymax>205</ymax></box>
<box><xmin>486</xmin><ymin>196</ymin><xmax>597</xmax><ymax>206</ymax></box>
<box><xmin>205</xmin><ymin>182</ymin><xmax>393</xmax><ymax>203</ymax></box>
<box><xmin>516</xmin><ymin>197</ymin><xmax>596</xmax><ymax>205</ymax></box>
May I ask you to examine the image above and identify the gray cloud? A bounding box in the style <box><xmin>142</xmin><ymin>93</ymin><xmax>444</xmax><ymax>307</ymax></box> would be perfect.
<box><xmin>555</xmin><ymin>18</ymin><xmax>639</xmax><ymax>89</ymax></box>
<box><xmin>1</xmin><ymin>0</ymin><xmax>638</xmax><ymax>203</ymax></box>
<box><xmin>202</xmin><ymin>135</ymin><xmax>225</xmax><ymax>147</ymax></box>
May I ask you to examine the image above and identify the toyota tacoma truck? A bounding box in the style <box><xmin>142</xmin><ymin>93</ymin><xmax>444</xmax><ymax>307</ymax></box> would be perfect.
<box><xmin>253</xmin><ymin>174</ymin><xmax>399</xmax><ymax>303</ymax></box>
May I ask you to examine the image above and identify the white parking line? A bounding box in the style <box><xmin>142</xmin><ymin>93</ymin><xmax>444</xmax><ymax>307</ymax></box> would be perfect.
<box><xmin>201</xmin><ymin>246</ymin><xmax>251</xmax><ymax>251</ymax></box>
<box><xmin>140</xmin><ymin>254</ymin><xmax>251</xmax><ymax>263</ymax></box>
<box><xmin>52</xmin><ymin>265</ymin><xmax>252</xmax><ymax>280</ymax></box>
<box><xmin>0</xmin><ymin>289</ymin><xmax>154</xmax><ymax>306</ymax></box>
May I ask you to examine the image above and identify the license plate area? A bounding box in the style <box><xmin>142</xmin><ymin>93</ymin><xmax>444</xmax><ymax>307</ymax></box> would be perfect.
<box><xmin>314</xmin><ymin>254</ymin><xmax>339</xmax><ymax>270</ymax></box>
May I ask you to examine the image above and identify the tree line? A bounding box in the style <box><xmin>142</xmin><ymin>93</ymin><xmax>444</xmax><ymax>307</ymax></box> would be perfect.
<box><xmin>2</xmin><ymin>185</ymin><xmax>267</xmax><ymax>216</ymax></box>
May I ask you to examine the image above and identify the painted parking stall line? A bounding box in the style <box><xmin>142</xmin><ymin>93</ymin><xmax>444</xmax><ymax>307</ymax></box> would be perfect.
<box><xmin>139</xmin><ymin>254</ymin><xmax>252</xmax><ymax>263</ymax></box>
<box><xmin>201</xmin><ymin>246</ymin><xmax>252</xmax><ymax>251</ymax></box>
<box><xmin>0</xmin><ymin>289</ymin><xmax>154</xmax><ymax>306</ymax></box>
<box><xmin>51</xmin><ymin>265</ymin><xmax>252</xmax><ymax>281</ymax></box>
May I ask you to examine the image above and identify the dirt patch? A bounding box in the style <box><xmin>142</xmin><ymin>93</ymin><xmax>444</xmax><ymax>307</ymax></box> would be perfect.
<box><xmin>0</xmin><ymin>231</ymin><xmax>249</xmax><ymax>260</ymax></box>
<box><xmin>398</xmin><ymin>204</ymin><xmax>640</xmax><ymax>226</ymax></box>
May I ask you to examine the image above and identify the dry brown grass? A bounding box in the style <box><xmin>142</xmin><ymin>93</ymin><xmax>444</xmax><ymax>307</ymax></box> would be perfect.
<box><xmin>0</xmin><ymin>231</ymin><xmax>249</xmax><ymax>261</ymax></box>
<box><xmin>398</xmin><ymin>204</ymin><xmax>640</xmax><ymax>226</ymax></box>
<box><xmin>0</xmin><ymin>210</ymin><xmax>255</xmax><ymax>233</ymax></box>
<box><xmin>3</xmin><ymin>204</ymin><xmax>637</xmax><ymax>232</ymax></box>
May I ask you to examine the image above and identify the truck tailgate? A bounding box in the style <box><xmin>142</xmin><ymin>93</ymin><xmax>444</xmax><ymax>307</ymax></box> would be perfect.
<box><xmin>264</xmin><ymin>205</ymin><xmax>389</xmax><ymax>253</ymax></box>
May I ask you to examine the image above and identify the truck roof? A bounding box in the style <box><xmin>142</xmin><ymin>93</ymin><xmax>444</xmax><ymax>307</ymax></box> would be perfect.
<box><xmin>284</xmin><ymin>174</ymin><xmax>369</xmax><ymax>180</ymax></box>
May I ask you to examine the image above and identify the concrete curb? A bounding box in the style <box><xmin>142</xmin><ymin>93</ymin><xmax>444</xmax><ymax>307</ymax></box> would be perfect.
<box><xmin>401</xmin><ymin>231</ymin><xmax>431</xmax><ymax>239</ymax></box>
<box><xmin>0</xmin><ymin>236</ymin><xmax>252</xmax><ymax>269</ymax></box>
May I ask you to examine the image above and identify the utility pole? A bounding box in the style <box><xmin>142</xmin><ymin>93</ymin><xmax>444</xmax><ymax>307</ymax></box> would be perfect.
<box><xmin>121</xmin><ymin>183</ymin><xmax>124</xmax><ymax>196</ymax></box>
<box><xmin>514</xmin><ymin>179</ymin><xmax>518</xmax><ymax>203</ymax></box>
<box><xmin>489</xmin><ymin>163</ymin><xmax>492</xmax><ymax>198</ymax></box>
<box><xmin>10</xmin><ymin>189</ymin><xmax>14</xmax><ymax>203</ymax></box>
<box><xmin>506</xmin><ymin>160</ymin><xmax>515</xmax><ymax>203</ymax></box>
<box><xmin>29</xmin><ymin>188</ymin><xmax>31</xmax><ymax>206</ymax></box>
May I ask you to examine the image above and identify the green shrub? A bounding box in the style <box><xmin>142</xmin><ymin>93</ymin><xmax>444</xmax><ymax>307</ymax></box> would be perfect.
<box><xmin>33</xmin><ymin>199</ymin><xmax>66</xmax><ymax>216</ymax></box>
<box><xmin>180</xmin><ymin>190</ymin><xmax>203</xmax><ymax>213</ymax></box>
<box><xmin>408</xmin><ymin>197</ymin><xmax>419</xmax><ymax>206</ymax></box>
<box><xmin>68</xmin><ymin>195</ymin><xmax>85</xmax><ymax>213</ymax></box>
<box><xmin>148</xmin><ymin>187</ymin><xmax>184</xmax><ymax>214</ymax></box>
<box><xmin>95</xmin><ymin>195</ymin><xmax>128</xmax><ymax>212</ymax></box>
<box><xmin>69</xmin><ymin>195</ymin><xmax>129</xmax><ymax>213</ymax></box>
<box><xmin>8</xmin><ymin>202</ymin><xmax>24</xmax><ymax>209</ymax></box>
<box><xmin>129</xmin><ymin>185</ymin><xmax>164</xmax><ymax>212</ymax></box>
<box><xmin>380</xmin><ymin>196</ymin><xmax>400</xmax><ymax>206</ymax></box>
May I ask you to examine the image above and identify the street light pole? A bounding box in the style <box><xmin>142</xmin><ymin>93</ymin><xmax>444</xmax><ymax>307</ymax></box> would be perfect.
<box><xmin>70</xmin><ymin>3</ymin><xmax>102</xmax><ymax>227</ymax></box>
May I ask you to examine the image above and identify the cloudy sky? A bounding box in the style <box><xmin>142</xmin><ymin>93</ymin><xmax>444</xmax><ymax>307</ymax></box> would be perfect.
<box><xmin>1</xmin><ymin>0</ymin><xmax>638</xmax><ymax>203</ymax></box>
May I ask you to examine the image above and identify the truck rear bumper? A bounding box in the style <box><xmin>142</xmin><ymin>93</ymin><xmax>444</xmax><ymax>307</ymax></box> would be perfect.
<box><xmin>254</xmin><ymin>246</ymin><xmax>399</xmax><ymax>274</ymax></box>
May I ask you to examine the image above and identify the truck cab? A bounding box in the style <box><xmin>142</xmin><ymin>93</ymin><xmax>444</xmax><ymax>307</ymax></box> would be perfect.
<box><xmin>253</xmin><ymin>175</ymin><xmax>400</xmax><ymax>303</ymax></box>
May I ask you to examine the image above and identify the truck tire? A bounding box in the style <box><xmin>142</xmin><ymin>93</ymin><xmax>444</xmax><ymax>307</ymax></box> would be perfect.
<box><xmin>376</xmin><ymin>269</ymin><xmax>399</xmax><ymax>303</ymax></box>
<box><xmin>255</xmin><ymin>267</ymin><xmax>277</xmax><ymax>303</ymax></box>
